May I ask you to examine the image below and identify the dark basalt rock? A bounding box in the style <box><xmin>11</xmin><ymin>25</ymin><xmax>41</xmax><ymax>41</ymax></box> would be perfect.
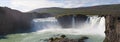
<box><xmin>56</xmin><ymin>15</ymin><xmax>73</xmax><ymax>28</ymax></box>
<box><xmin>78</xmin><ymin>37</ymin><xmax>89</xmax><ymax>42</ymax></box>
<box><xmin>48</xmin><ymin>35</ymin><xmax>89</xmax><ymax>42</ymax></box>
<box><xmin>104</xmin><ymin>15</ymin><xmax>120</xmax><ymax>42</ymax></box>
<box><xmin>56</xmin><ymin>14</ymin><xmax>88</xmax><ymax>28</ymax></box>
<box><xmin>74</xmin><ymin>14</ymin><xmax>88</xmax><ymax>26</ymax></box>
<box><xmin>0</xmin><ymin>7</ymin><xmax>33</xmax><ymax>34</ymax></box>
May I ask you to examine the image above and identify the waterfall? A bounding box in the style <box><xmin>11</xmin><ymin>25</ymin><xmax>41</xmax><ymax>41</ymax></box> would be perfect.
<box><xmin>72</xmin><ymin>15</ymin><xmax>75</xmax><ymax>28</ymax></box>
<box><xmin>32</xmin><ymin>16</ymin><xmax>105</xmax><ymax>35</ymax></box>
<box><xmin>29</xmin><ymin>16</ymin><xmax>105</xmax><ymax>42</ymax></box>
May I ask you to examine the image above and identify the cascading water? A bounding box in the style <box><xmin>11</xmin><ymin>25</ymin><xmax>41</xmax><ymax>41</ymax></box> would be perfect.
<box><xmin>0</xmin><ymin>16</ymin><xmax>105</xmax><ymax>42</ymax></box>
<box><xmin>72</xmin><ymin>15</ymin><xmax>75</xmax><ymax>28</ymax></box>
<box><xmin>30</xmin><ymin>16</ymin><xmax>105</xmax><ymax>42</ymax></box>
<box><xmin>32</xmin><ymin>17</ymin><xmax>61</xmax><ymax>31</ymax></box>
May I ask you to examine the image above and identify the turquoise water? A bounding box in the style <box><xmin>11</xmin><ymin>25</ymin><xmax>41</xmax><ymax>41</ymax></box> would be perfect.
<box><xmin>0</xmin><ymin>31</ymin><xmax>105</xmax><ymax>42</ymax></box>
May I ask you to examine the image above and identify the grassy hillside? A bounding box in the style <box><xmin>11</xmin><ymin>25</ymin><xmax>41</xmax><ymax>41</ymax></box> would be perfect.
<box><xmin>29</xmin><ymin>4</ymin><xmax>120</xmax><ymax>16</ymax></box>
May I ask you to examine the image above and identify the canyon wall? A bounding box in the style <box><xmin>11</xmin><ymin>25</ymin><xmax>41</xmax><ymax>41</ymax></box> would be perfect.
<box><xmin>0</xmin><ymin>7</ymin><xmax>56</xmax><ymax>34</ymax></box>
<box><xmin>56</xmin><ymin>14</ymin><xmax>88</xmax><ymax>28</ymax></box>
<box><xmin>104</xmin><ymin>15</ymin><xmax>120</xmax><ymax>42</ymax></box>
<box><xmin>0</xmin><ymin>7</ymin><xmax>32</xmax><ymax>34</ymax></box>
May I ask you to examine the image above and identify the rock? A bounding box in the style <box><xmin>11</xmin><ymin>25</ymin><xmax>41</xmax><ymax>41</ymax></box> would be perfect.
<box><xmin>48</xmin><ymin>35</ymin><xmax>88</xmax><ymax>42</ymax></box>
<box><xmin>60</xmin><ymin>35</ymin><xmax>66</xmax><ymax>38</ymax></box>
<box><xmin>0</xmin><ymin>7</ymin><xmax>32</xmax><ymax>34</ymax></box>
<box><xmin>56</xmin><ymin>15</ymin><xmax>73</xmax><ymax>28</ymax></box>
<box><xmin>56</xmin><ymin>14</ymin><xmax>88</xmax><ymax>28</ymax></box>
<box><xmin>78</xmin><ymin>37</ymin><xmax>89</xmax><ymax>42</ymax></box>
<box><xmin>74</xmin><ymin>14</ymin><xmax>88</xmax><ymax>27</ymax></box>
<box><xmin>104</xmin><ymin>15</ymin><xmax>120</xmax><ymax>42</ymax></box>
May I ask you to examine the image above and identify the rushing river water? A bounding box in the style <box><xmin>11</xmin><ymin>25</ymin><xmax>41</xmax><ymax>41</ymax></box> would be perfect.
<box><xmin>0</xmin><ymin>16</ymin><xmax>105</xmax><ymax>42</ymax></box>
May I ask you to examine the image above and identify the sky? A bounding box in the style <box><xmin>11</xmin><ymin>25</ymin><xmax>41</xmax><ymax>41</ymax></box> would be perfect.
<box><xmin>0</xmin><ymin>0</ymin><xmax>120</xmax><ymax>12</ymax></box>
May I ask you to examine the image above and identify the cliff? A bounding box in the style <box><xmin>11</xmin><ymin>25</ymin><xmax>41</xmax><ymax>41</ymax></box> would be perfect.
<box><xmin>0</xmin><ymin>7</ymin><xmax>32</xmax><ymax>34</ymax></box>
<box><xmin>56</xmin><ymin>14</ymin><xmax>88</xmax><ymax>28</ymax></box>
<box><xmin>104</xmin><ymin>15</ymin><xmax>120</xmax><ymax>42</ymax></box>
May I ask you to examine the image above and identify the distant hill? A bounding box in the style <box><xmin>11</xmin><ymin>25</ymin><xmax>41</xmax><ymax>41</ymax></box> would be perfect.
<box><xmin>28</xmin><ymin>4</ymin><xmax>120</xmax><ymax>16</ymax></box>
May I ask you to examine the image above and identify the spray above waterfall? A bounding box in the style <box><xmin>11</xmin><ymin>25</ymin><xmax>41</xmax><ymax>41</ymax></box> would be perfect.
<box><xmin>32</xmin><ymin>17</ymin><xmax>61</xmax><ymax>31</ymax></box>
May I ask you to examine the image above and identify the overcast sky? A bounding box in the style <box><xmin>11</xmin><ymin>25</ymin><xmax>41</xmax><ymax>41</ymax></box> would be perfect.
<box><xmin>0</xmin><ymin>0</ymin><xmax>120</xmax><ymax>12</ymax></box>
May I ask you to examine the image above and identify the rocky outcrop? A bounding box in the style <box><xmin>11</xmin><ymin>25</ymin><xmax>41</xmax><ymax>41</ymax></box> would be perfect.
<box><xmin>56</xmin><ymin>14</ymin><xmax>88</xmax><ymax>28</ymax></box>
<box><xmin>56</xmin><ymin>15</ymin><xmax>73</xmax><ymax>28</ymax></box>
<box><xmin>74</xmin><ymin>14</ymin><xmax>88</xmax><ymax>26</ymax></box>
<box><xmin>104</xmin><ymin>15</ymin><xmax>120</xmax><ymax>42</ymax></box>
<box><xmin>48</xmin><ymin>35</ymin><xmax>88</xmax><ymax>42</ymax></box>
<box><xmin>0</xmin><ymin>7</ymin><xmax>32</xmax><ymax>34</ymax></box>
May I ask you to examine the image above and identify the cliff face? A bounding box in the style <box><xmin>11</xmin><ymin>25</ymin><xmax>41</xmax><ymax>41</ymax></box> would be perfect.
<box><xmin>56</xmin><ymin>14</ymin><xmax>88</xmax><ymax>28</ymax></box>
<box><xmin>0</xmin><ymin>7</ymin><xmax>32</xmax><ymax>34</ymax></box>
<box><xmin>56</xmin><ymin>15</ymin><xmax>73</xmax><ymax>28</ymax></box>
<box><xmin>104</xmin><ymin>15</ymin><xmax>120</xmax><ymax>42</ymax></box>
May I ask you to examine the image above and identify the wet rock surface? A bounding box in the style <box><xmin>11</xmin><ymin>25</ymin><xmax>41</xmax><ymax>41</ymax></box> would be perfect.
<box><xmin>48</xmin><ymin>35</ymin><xmax>88</xmax><ymax>42</ymax></box>
<box><xmin>56</xmin><ymin>14</ymin><xmax>88</xmax><ymax>28</ymax></box>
